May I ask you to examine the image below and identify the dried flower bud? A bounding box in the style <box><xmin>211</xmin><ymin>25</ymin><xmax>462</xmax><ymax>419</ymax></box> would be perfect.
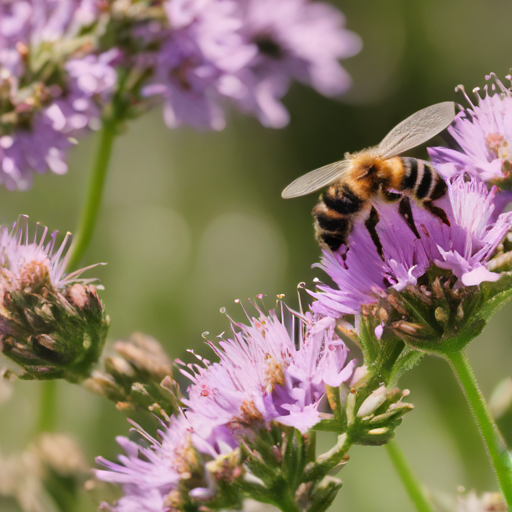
<box><xmin>0</xmin><ymin>432</ymin><xmax>89</xmax><ymax>512</ymax></box>
<box><xmin>457</xmin><ymin>489</ymin><xmax>506</xmax><ymax>512</ymax></box>
<box><xmin>84</xmin><ymin>332</ymin><xmax>181</xmax><ymax>420</ymax></box>
<box><xmin>0</xmin><ymin>216</ymin><xmax>109</xmax><ymax>382</ymax></box>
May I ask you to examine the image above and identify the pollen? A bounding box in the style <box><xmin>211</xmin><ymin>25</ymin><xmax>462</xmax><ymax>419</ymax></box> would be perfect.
<box><xmin>263</xmin><ymin>354</ymin><xmax>286</xmax><ymax>393</ymax></box>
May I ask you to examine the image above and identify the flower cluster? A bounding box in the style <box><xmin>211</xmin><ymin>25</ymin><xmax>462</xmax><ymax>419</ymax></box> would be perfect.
<box><xmin>0</xmin><ymin>215</ymin><xmax>108</xmax><ymax>381</ymax></box>
<box><xmin>0</xmin><ymin>0</ymin><xmax>360</xmax><ymax>189</ymax></box>
<box><xmin>311</xmin><ymin>176</ymin><xmax>512</xmax><ymax>320</ymax></box>
<box><xmin>310</xmin><ymin>73</ymin><xmax>512</xmax><ymax>359</ymax></box>
<box><xmin>96</xmin><ymin>301</ymin><xmax>361</xmax><ymax>510</ymax></box>
<box><xmin>182</xmin><ymin>305</ymin><xmax>355</xmax><ymax>434</ymax></box>
<box><xmin>94</xmin><ymin>73</ymin><xmax>512</xmax><ymax>512</ymax></box>
<box><xmin>429</xmin><ymin>73</ymin><xmax>512</xmax><ymax>187</ymax></box>
<box><xmin>96</xmin><ymin>413</ymin><xmax>242</xmax><ymax>512</ymax></box>
<box><xmin>0</xmin><ymin>1</ymin><xmax>119</xmax><ymax>189</ymax></box>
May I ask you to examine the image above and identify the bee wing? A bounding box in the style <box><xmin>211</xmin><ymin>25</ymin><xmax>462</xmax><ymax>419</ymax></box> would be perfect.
<box><xmin>377</xmin><ymin>101</ymin><xmax>455</xmax><ymax>159</ymax></box>
<box><xmin>281</xmin><ymin>160</ymin><xmax>351</xmax><ymax>198</ymax></box>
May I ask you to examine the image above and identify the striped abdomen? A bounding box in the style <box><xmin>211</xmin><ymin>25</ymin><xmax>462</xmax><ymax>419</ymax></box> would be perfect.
<box><xmin>313</xmin><ymin>182</ymin><xmax>363</xmax><ymax>252</ymax></box>
<box><xmin>313</xmin><ymin>157</ymin><xmax>449</xmax><ymax>253</ymax></box>
<box><xmin>399</xmin><ymin>157</ymin><xmax>446</xmax><ymax>201</ymax></box>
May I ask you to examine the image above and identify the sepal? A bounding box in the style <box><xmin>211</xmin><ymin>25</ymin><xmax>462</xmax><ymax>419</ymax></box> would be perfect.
<box><xmin>0</xmin><ymin>280</ymin><xmax>109</xmax><ymax>382</ymax></box>
<box><xmin>376</xmin><ymin>268</ymin><xmax>512</xmax><ymax>356</ymax></box>
<box><xmin>316</xmin><ymin>375</ymin><xmax>413</xmax><ymax>446</ymax></box>
<box><xmin>83</xmin><ymin>333</ymin><xmax>181</xmax><ymax>420</ymax></box>
<box><xmin>240</xmin><ymin>424</ymin><xmax>348</xmax><ymax>512</ymax></box>
<box><xmin>307</xmin><ymin>476</ymin><xmax>343</xmax><ymax>512</ymax></box>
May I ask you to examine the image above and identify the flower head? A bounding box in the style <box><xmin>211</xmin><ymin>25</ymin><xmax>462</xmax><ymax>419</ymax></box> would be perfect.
<box><xmin>182</xmin><ymin>300</ymin><xmax>355</xmax><ymax>434</ymax></box>
<box><xmin>428</xmin><ymin>73</ymin><xmax>512</xmax><ymax>186</ymax></box>
<box><xmin>96</xmin><ymin>413</ymin><xmax>242</xmax><ymax>512</ymax></box>
<box><xmin>0</xmin><ymin>0</ymin><xmax>119</xmax><ymax>189</ymax></box>
<box><xmin>143</xmin><ymin>0</ymin><xmax>361</xmax><ymax>130</ymax></box>
<box><xmin>312</xmin><ymin>176</ymin><xmax>512</xmax><ymax>320</ymax></box>
<box><xmin>0</xmin><ymin>215</ymin><xmax>109</xmax><ymax>381</ymax></box>
<box><xmin>233</xmin><ymin>0</ymin><xmax>361</xmax><ymax>127</ymax></box>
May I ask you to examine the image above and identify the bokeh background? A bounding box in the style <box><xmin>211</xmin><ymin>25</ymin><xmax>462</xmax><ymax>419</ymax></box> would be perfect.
<box><xmin>2</xmin><ymin>0</ymin><xmax>512</xmax><ymax>510</ymax></box>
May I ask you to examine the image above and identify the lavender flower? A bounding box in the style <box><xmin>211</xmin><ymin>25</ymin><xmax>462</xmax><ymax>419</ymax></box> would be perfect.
<box><xmin>1</xmin><ymin>0</ymin><xmax>360</xmax><ymax>187</ymax></box>
<box><xmin>0</xmin><ymin>1</ymin><xmax>118</xmax><ymax>189</ymax></box>
<box><xmin>142</xmin><ymin>0</ymin><xmax>361</xmax><ymax>130</ymax></box>
<box><xmin>233</xmin><ymin>0</ymin><xmax>362</xmax><ymax>128</ymax></box>
<box><xmin>429</xmin><ymin>73</ymin><xmax>512</xmax><ymax>186</ymax></box>
<box><xmin>0</xmin><ymin>215</ymin><xmax>109</xmax><ymax>381</ymax></box>
<box><xmin>0</xmin><ymin>48</ymin><xmax>118</xmax><ymax>189</ymax></box>
<box><xmin>143</xmin><ymin>0</ymin><xmax>253</xmax><ymax>131</ymax></box>
<box><xmin>312</xmin><ymin>176</ymin><xmax>512</xmax><ymax>319</ymax></box>
<box><xmin>96</xmin><ymin>413</ymin><xmax>241</xmax><ymax>512</ymax></box>
<box><xmin>181</xmin><ymin>301</ymin><xmax>355</xmax><ymax>434</ymax></box>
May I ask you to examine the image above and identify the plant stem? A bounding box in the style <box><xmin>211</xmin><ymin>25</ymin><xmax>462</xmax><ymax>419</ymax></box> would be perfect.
<box><xmin>37</xmin><ymin>380</ymin><xmax>58</xmax><ymax>432</ymax></box>
<box><xmin>66</xmin><ymin>117</ymin><xmax>117</xmax><ymax>271</ymax></box>
<box><xmin>446</xmin><ymin>350</ymin><xmax>512</xmax><ymax>507</ymax></box>
<box><xmin>36</xmin><ymin>118</ymin><xmax>117</xmax><ymax>433</ymax></box>
<box><xmin>385</xmin><ymin>440</ymin><xmax>434</xmax><ymax>512</ymax></box>
<box><xmin>307</xmin><ymin>431</ymin><xmax>317</xmax><ymax>463</ymax></box>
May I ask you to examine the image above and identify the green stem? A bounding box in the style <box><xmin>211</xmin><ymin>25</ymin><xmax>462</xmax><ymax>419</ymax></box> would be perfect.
<box><xmin>66</xmin><ymin>117</ymin><xmax>117</xmax><ymax>271</ymax></box>
<box><xmin>385</xmin><ymin>440</ymin><xmax>434</xmax><ymax>512</ymax></box>
<box><xmin>446</xmin><ymin>350</ymin><xmax>512</xmax><ymax>507</ymax></box>
<box><xmin>37</xmin><ymin>380</ymin><xmax>58</xmax><ymax>432</ymax></box>
<box><xmin>36</xmin><ymin>118</ymin><xmax>117</xmax><ymax>433</ymax></box>
<box><xmin>307</xmin><ymin>431</ymin><xmax>317</xmax><ymax>463</ymax></box>
<box><xmin>274</xmin><ymin>492</ymin><xmax>301</xmax><ymax>512</ymax></box>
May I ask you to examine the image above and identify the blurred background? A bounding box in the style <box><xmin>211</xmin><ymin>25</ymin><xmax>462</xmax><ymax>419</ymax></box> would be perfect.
<box><xmin>2</xmin><ymin>0</ymin><xmax>512</xmax><ymax>510</ymax></box>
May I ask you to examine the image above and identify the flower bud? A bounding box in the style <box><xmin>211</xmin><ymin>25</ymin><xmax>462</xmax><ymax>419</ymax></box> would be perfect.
<box><xmin>308</xmin><ymin>476</ymin><xmax>343</xmax><ymax>512</ymax></box>
<box><xmin>457</xmin><ymin>489</ymin><xmax>506</xmax><ymax>512</ymax></box>
<box><xmin>84</xmin><ymin>332</ymin><xmax>181</xmax><ymax>420</ymax></box>
<box><xmin>348</xmin><ymin>385</ymin><xmax>413</xmax><ymax>446</ymax></box>
<box><xmin>0</xmin><ymin>216</ymin><xmax>109</xmax><ymax>382</ymax></box>
<box><xmin>375</xmin><ymin>268</ymin><xmax>512</xmax><ymax>357</ymax></box>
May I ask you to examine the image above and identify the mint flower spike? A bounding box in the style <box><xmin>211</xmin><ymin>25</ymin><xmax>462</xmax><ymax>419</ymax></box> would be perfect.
<box><xmin>0</xmin><ymin>215</ymin><xmax>109</xmax><ymax>382</ymax></box>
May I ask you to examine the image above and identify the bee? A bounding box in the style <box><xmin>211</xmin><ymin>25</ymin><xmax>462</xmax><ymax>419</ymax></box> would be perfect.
<box><xmin>281</xmin><ymin>102</ymin><xmax>456</xmax><ymax>258</ymax></box>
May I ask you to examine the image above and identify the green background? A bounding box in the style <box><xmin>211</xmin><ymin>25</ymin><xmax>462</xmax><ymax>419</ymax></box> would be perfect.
<box><xmin>2</xmin><ymin>0</ymin><xmax>512</xmax><ymax>509</ymax></box>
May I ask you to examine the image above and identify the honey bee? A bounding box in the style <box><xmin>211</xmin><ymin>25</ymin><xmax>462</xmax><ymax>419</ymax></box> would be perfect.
<box><xmin>281</xmin><ymin>102</ymin><xmax>456</xmax><ymax>258</ymax></box>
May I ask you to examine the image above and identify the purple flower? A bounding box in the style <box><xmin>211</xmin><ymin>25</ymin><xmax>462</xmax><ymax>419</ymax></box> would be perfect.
<box><xmin>143</xmin><ymin>0</ymin><xmax>255</xmax><ymax>130</ymax></box>
<box><xmin>96</xmin><ymin>413</ymin><xmax>239</xmax><ymax>512</ymax></box>
<box><xmin>181</xmin><ymin>302</ymin><xmax>355</xmax><ymax>434</ymax></box>
<box><xmin>0</xmin><ymin>214</ymin><xmax>100</xmax><ymax>290</ymax></box>
<box><xmin>311</xmin><ymin>176</ymin><xmax>512</xmax><ymax>319</ymax></box>
<box><xmin>232</xmin><ymin>0</ymin><xmax>361</xmax><ymax>127</ymax></box>
<box><xmin>429</xmin><ymin>73</ymin><xmax>512</xmax><ymax>185</ymax></box>
<box><xmin>145</xmin><ymin>0</ymin><xmax>361</xmax><ymax>130</ymax></box>
<box><xmin>0</xmin><ymin>215</ymin><xmax>108</xmax><ymax>381</ymax></box>
<box><xmin>0</xmin><ymin>49</ymin><xmax>118</xmax><ymax>189</ymax></box>
<box><xmin>0</xmin><ymin>0</ymin><xmax>89</xmax><ymax>73</ymax></box>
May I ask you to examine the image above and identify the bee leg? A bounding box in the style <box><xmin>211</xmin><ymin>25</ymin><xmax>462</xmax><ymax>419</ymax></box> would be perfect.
<box><xmin>382</xmin><ymin>190</ymin><xmax>402</xmax><ymax>202</ymax></box>
<box><xmin>319</xmin><ymin>232</ymin><xmax>346</xmax><ymax>253</ymax></box>
<box><xmin>398</xmin><ymin>197</ymin><xmax>420</xmax><ymax>239</ymax></box>
<box><xmin>365</xmin><ymin>206</ymin><xmax>384</xmax><ymax>260</ymax></box>
<box><xmin>423</xmin><ymin>200</ymin><xmax>451</xmax><ymax>226</ymax></box>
